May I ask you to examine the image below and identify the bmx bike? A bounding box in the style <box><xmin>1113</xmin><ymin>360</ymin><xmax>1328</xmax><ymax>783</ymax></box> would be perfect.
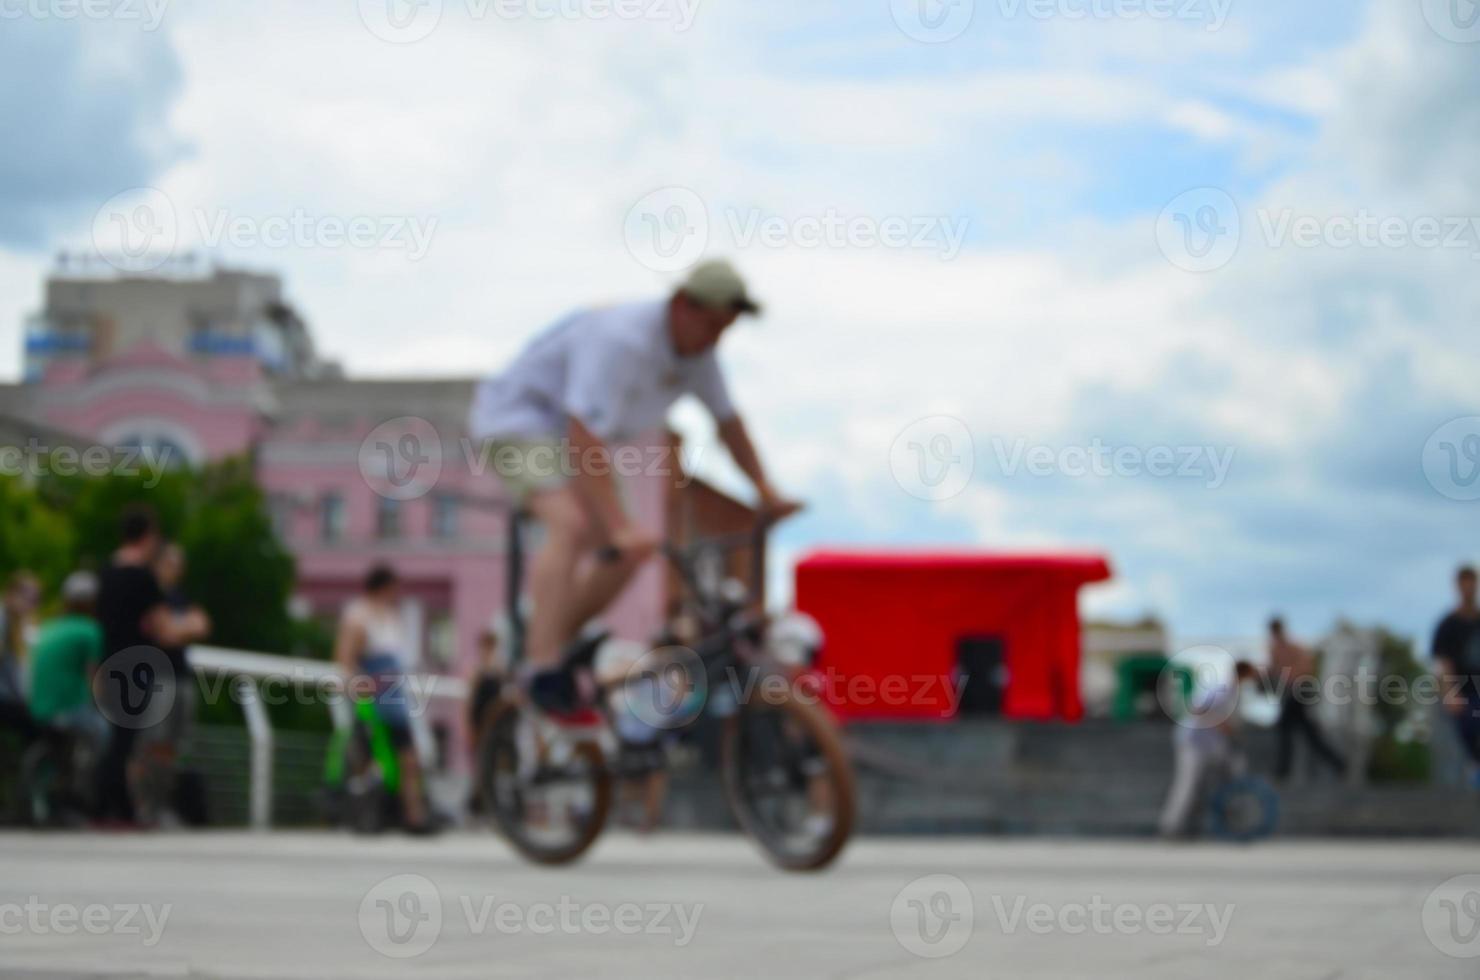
<box><xmin>471</xmin><ymin>508</ymin><xmax>857</xmax><ymax>871</ymax></box>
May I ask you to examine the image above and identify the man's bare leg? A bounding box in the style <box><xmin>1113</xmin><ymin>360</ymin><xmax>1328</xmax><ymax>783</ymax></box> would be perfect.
<box><xmin>524</xmin><ymin>489</ymin><xmax>590</xmax><ymax>670</ymax></box>
<box><xmin>562</xmin><ymin>551</ymin><xmax>646</xmax><ymax>637</ymax></box>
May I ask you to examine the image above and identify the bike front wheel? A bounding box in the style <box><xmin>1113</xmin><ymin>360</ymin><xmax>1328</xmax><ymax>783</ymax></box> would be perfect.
<box><xmin>721</xmin><ymin>682</ymin><xmax>856</xmax><ymax>871</ymax></box>
<box><xmin>1208</xmin><ymin>776</ymin><xmax>1279</xmax><ymax>842</ymax></box>
<box><xmin>475</xmin><ymin>698</ymin><xmax>612</xmax><ymax>866</ymax></box>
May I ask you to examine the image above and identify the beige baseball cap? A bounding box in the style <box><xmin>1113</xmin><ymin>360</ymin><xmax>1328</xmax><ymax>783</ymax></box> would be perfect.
<box><xmin>680</xmin><ymin>259</ymin><xmax>761</xmax><ymax>315</ymax></box>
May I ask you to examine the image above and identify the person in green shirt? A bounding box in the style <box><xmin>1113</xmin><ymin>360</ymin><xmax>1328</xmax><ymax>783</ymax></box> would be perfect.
<box><xmin>28</xmin><ymin>571</ymin><xmax>109</xmax><ymax>755</ymax></box>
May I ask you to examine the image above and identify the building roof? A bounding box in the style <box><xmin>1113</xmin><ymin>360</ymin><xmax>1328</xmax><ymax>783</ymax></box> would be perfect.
<box><xmin>797</xmin><ymin>550</ymin><xmax>1112</xmax><ymax>582</ymax></box>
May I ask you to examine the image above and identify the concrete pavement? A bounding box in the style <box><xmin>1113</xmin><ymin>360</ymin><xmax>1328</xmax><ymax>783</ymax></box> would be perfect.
<box><xmin>1</xmin><ymin>831</ymin><xmax>1477</xmax><ymax>979</ymax></box>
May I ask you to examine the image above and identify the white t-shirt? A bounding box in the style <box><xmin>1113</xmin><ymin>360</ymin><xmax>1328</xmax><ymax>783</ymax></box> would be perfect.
<box><xmin>1177</xmin><ymin>680</ymin><xmax>1242</xmax><ymax>751</ymax></box>
<box><xmin>343</xmin><ymin>597</ymin><xmax>411</xmax><ymax>671</ymax></box>
<box><xmin>468</xmin><ymin>300</ymin><xmax>736</xmax><ymax>443</ymax></box>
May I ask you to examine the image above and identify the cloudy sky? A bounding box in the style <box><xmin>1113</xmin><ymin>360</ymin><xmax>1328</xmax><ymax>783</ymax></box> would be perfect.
<box><xmin>1</xmin><ymin>0</ymin><xmax>1476</xmax><ymax>643</ymax></box>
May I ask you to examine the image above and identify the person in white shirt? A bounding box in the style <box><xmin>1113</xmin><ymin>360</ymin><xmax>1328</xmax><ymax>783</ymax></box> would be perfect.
<box><xmin>1159</xmin><ymin>659</ymin><xmax>1258</xmax><ymax>838</ymax></box>
<box><xmin>468</xmin><ymin>260</ymin><xmax>799</xmax><ymax>713</ymax></box>
<box><xmin>334</xmin><ymin>565</ymin><xmax>436</xmax><ymax>833</ymax></box>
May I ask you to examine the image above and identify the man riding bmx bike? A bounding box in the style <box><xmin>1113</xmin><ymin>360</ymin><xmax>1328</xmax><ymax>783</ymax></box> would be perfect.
<box><xmin>467</xmin><ymin>259</ymin><xmax>801</xmax><ymax>717</ymax></box>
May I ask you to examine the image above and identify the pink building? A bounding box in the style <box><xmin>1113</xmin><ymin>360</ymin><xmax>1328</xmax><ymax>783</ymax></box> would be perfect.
<box><xmin>0</xmin><ymin>263</ymin><xmax>726</xmax><ymax>694</ymax></box>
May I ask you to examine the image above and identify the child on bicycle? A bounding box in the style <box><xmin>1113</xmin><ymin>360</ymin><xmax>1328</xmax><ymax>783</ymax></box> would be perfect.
<box><xmin>334</xmin><ymin>565</ymin><xmax>439</xmax><ymax>835</ymax></box>
<box><xmin>1159</xmin><ymin>658</ymin><xmax>1259</xmax><ymax>838</ymax></box>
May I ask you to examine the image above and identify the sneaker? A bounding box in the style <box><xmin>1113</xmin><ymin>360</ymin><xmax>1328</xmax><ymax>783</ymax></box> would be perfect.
<box><xmin>528</xmin><ymin>669</ymin><xmax>582</xmax><ymax>716</ymax></box>
<box><xmin>526</xmin><ymin>667</ymin><xmax>603</xmax><ymax>726</ymax></box>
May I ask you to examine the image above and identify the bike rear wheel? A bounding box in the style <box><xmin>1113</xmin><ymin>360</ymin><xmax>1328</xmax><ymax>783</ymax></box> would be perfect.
<box><xmin>475</xmin><ymin>699</ymin><xmax>612</xmax><ymax>866</ymax></box>
<box><xmin>721</xmin><ymin>683</ymin><xmax>855</xmax><ymax>871</ymax></box>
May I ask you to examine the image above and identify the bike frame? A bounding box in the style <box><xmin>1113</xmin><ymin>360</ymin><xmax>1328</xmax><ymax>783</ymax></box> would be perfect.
<box><xmin>453</xmin><ymin>492</ymin><xmax>777</xmax><ymax>678</ymax></box>
<box><xmin>323</xmin><ymin>696</ymin><xmax>401</xmax><ymax>794</ymax></box>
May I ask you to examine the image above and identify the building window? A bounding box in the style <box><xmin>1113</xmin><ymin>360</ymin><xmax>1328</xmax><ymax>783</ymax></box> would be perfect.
<box><xmin>377</xmin><ymin>496</ymin><xmax>401</xmax><ymax>540</ymax></box>
<box><xmin>431</xmin><ymin>494</ymin><xmax>458</xmax><ymax>540</ymax></box>
<box><xmin>320</xmin><ymin>492</ymin><xmax>345</xmax><ymax>543</ymax></box>
<box><xmin>426</xmin><ymin>613</ymin><xmax>456</xmax><ymax>670</ymax></box>
<box><xmin>267</xmin><ymin>493</ymin><xmax>294</xmax><ymax>540</ymax></box>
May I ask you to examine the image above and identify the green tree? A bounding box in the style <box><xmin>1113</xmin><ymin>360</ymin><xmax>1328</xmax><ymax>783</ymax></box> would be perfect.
<box><xmin>0</xmin><ymin>476</ymin><xmax>74</xmax><ymax>592</ymax></box>
<box><xmin>179</xmin><ymin>457</ymin><xmax>297</xmax><ymax>655</ymax></box>
<box><xmin>38</xmin><ymin>467</ymin><xmax>191</xmax><ymax>571</ymax></box>
<box><xmin>1366</xmin><ymin>627</ymin><xmax>1431</xmax><ymax>783</ymax></box>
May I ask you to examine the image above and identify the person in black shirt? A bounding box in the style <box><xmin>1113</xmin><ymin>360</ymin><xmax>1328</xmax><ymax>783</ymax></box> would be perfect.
<box><xmin>1433</xmin><ymin>565</ymin><xmax>1480</xmax><ymax>779</ymax></box>
<box><xmin>93</xmin><ymin>506</ymin><xmax>210</xmax><ymax>826</ymax></box>
<box><xmin>468</xmin><ymin>629</ymin><xmax>505</xmax><ymax>736</ymax></box>
<box><xmin>134</xmin><ymin>542</ymin><xmax>208</xmax><ymax>825</ymax></box>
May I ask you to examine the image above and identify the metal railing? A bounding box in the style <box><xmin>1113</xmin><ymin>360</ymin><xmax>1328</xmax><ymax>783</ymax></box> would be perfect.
<box><xmin>186</xmin><ymin>645</ymin><xmax>469</xmax><ymax>830</ymax></box>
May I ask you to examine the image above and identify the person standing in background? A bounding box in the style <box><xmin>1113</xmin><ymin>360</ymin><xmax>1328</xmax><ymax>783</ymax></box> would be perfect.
<box><xmin>0</xmin><ymin>572</ymin><xmax>41</xmax><ymax>743</ymax></box>
<box><xmin>1267</xmin><ymin>617</ymin><xmax>1347</xmax><ymax>783</ymax></box>
<box><xmin>134</xmin><ymin>542</ymin><xmax>208</xmax><ymax>826</ymax></box>
<box><xmin>468</xmin><ymin>629</ymin><xmax>506</xmax><ymax>736</ymax></box>
<box><xmin>94</xmin><ymin>507</ymin><xmax>211</xmax><ymax>827</ymax></box>
<box><xmin>26</xmin><ymin>571</ymin><xmax>109</xmax><ymax>809</ymax></box>
<box><xmin>1433</xmin><ymin>565</ymin><xmax>1480</xmax><ymax>788</ymax></box>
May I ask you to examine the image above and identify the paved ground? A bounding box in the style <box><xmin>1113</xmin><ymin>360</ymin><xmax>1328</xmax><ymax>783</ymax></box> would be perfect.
<box><xmin>1</xmin><ymin>831</ymin><xmax>1477</xmax><ymax>979</ymax></box>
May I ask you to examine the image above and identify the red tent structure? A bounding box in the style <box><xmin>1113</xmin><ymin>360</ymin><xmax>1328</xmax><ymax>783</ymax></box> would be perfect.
<box><xmin>794</xmin><ymin>551</ymin><xmax>1113</xmax><ymax>722</ymax></box>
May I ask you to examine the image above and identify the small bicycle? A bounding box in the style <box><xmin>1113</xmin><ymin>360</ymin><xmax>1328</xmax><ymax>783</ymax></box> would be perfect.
<box><xmin>1208</xmin><ymin>771</ymin><xmax>1280</xmax><ymax>842</ymax></box>
<box><xmin>472</xmin><ymin>509</ymin><xmax>857</xmax><ymax>871</ymax></box>
<box><xmin>17</xmin><ymin>725</ymin><xmax>96</xmax><ymax>828</ymax></box>
<box><xmin>324</xmin><ymin>696</ymin><xmax>413</xmax><ymax>834</ymax></box>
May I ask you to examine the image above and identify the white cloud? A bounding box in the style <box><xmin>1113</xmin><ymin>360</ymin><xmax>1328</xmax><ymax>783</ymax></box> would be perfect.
<box><xmin>3</xmin><ymin>0</ymin><xmax>1475</xmax><ymax>638</ymax></box>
